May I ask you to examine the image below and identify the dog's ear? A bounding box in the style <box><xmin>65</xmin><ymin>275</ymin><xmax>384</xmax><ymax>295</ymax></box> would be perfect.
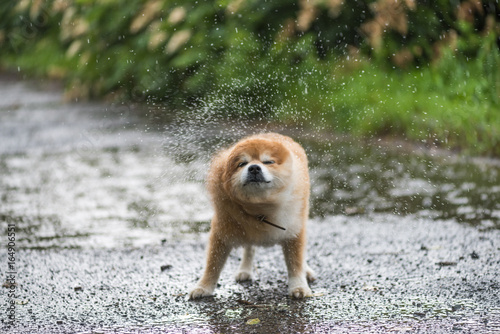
<box><xmin>222</xmin><ymin>149</ymin><xmax>240</xmax><ymax>196</ymax></box>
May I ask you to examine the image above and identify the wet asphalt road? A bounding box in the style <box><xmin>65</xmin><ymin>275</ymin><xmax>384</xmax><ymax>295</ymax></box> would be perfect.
<box><xmin>0</xmin><ymin>75</ymin><xmax>499</xmax><ymax>333</ymax></box>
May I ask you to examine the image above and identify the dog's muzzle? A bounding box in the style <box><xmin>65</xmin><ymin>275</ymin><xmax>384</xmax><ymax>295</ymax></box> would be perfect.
<box><xmin>245</xmin><ymin>164</ymin><xmax>269</xmax><ymax>184</ymax></box>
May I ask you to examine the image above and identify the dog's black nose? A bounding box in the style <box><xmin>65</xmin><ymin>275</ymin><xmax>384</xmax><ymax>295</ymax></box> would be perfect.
<box><xmin>248</xmin><ymin>164</ymin><xmax>261</xmax><ymax>174</ymax></box>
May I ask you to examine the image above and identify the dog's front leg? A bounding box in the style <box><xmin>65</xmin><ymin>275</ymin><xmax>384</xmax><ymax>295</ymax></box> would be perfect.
<box><xmin>189</xmin><ymin>231</ymin><xmax>232</xmax><ymax>299</ymax></box>
<box><xmin>282</xmin><ymin>235</ymin><xmax>312</xmax><ymax>298</ymax></box>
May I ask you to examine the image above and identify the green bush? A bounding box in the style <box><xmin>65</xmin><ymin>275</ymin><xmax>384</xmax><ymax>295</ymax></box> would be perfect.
<box><xmin>0</xmin><ymin>0</ymin><xmax>499</xmax><ymax>156</ymax></box>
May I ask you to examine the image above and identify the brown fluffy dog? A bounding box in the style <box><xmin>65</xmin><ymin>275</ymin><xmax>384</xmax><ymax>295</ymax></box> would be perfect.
<box><xmin>189</xmin><ymin>133</ymin><xmax>315</xmax><ymax>299</ymax></box>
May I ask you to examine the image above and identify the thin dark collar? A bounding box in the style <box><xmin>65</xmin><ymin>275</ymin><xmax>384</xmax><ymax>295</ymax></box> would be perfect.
<box><xmin>256</xmin><ymin>215</ymin><xmax>286</xmax><ymax>231</ymax></box>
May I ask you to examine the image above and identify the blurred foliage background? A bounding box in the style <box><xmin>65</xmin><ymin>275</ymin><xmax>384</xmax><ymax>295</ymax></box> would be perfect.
<box><xmin>1</xmin><ymin>0</ymin><xmax>499</xmax><ymax>156</ymax></box>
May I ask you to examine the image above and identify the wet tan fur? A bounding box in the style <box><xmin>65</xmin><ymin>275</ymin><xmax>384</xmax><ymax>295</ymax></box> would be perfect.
<box><xmin>189</xmin><ymin>133</ymin><xmax>314</xmax><ymax>299</ymax></box>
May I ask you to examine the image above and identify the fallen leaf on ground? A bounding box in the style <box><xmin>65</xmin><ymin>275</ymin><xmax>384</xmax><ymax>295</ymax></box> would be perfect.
<box><xmin>308</xmin><ymin>292</ymin><xmax>325</xmax><ymax>297</ymax></box>
<box><xmin>246</xmin><ymin>318</ymin><xmax>260</xmax><ymax>325</ymax></box>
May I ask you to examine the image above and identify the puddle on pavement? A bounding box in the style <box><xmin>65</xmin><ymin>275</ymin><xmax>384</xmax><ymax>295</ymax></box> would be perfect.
<box><xmin>305</xmin><ymin>139</ymin><xmax>500</xmax><ymax>230</ymax></box>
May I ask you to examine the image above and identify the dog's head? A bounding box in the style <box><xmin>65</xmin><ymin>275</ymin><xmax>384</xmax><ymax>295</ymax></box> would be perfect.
<box><xmin>222</xmin><ymin>138</ymin><xmax>293</xmax><ymax>203</ymax></box>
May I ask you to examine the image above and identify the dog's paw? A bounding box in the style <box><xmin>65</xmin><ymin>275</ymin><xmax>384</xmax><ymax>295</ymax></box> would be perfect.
<box><xmin>235</xmin><ymin>270</ymin><xmax>253</xmax><ymax>282</ymax></box>
<box><xmin>306</xmin><ymin>267</ymin><xmax>316</xmax><ymax>283</ymax></box>
<box><xmin>288</xmin><ymin>277</ymin><xmax>312</xmax><ymax>299</ymax></box>
<box><xmin>289</xmin><ymin>286</ymin><xmax>312</xmax><ymax>299</ymax></box>
<box><xmin>188</xmin><ymin>286</ymin><xmax>214</xmax><ymax>300</ymax></box>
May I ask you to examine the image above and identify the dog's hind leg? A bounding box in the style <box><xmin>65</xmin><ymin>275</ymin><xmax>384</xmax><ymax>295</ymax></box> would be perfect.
<box><xmin>305</xmin><ymin>262</ymin><xmax>316</xmax><ymax>282</ymax></box>
<box><xmin>235</xmin><ymin>245</ymin><xmax>254</xmax><ymax>282</ymax></box>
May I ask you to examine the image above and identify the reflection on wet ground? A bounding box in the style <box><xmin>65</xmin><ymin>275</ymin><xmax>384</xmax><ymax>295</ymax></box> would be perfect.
<box><xmin>307</xmin><ymin>139</ymin><xmax>500</xmax><ymax>230</ymax></box>
<box><xmin>0</xmin><ymin>76</ymin><xmax>499</xmax><ymax>333</ymax></box>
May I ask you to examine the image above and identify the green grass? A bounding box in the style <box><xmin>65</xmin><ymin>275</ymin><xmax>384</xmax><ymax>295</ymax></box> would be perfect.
<box><xmin>269</xmin><ymin>47</ymin><xmax>500</xmax><ymax>157</ymax></box>
<box><xmin>341</xmin><ymin>59</ymin><xmax>499</xmax><ymax>156</ymax></box>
